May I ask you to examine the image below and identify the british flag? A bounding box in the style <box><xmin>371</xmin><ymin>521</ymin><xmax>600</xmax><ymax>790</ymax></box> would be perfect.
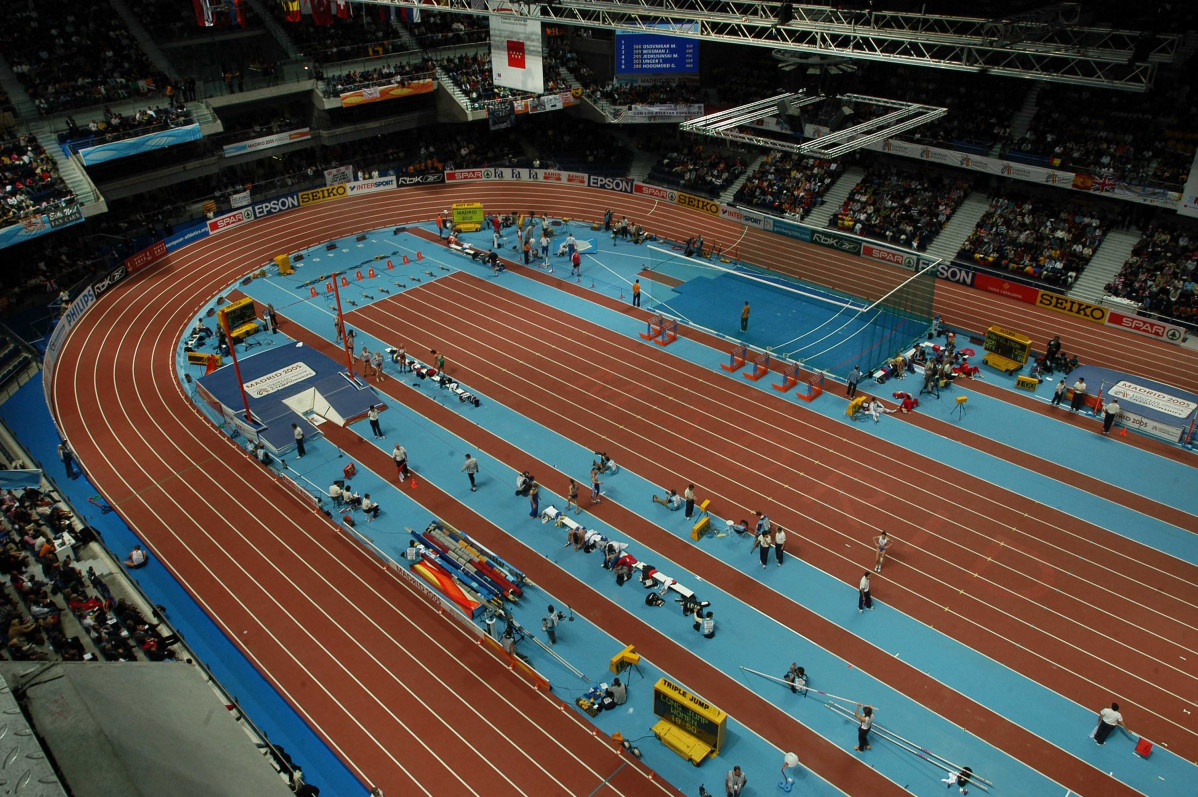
<box><xmin>1092</xmin><ymin>177</ymin><xmax>1117</xmax><ymax>193</ymax></box>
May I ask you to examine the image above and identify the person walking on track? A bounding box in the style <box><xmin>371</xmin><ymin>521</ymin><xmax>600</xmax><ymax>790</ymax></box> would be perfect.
<box><xmin>590</xmin><ymin>466</ymin><xmax>603</xmax><ymax>504</ymax></box>
<box><xmin>461</xmin><ymin>453</ymin><xmax>479</xmax><ymax>491</ymax></box>
<box><xmin>873</xmin><ymin>531</ymin><xmax>891</xmax><ymax>572</ymax></box>
<box><xmin>773</xmin><ymin>525</ymin><xmax>787</xmax><ymax>566</ymax></box>
<box><xmin>859</xmin><ymin>572</ymin><xmax>874</xmax><ymax>612</ymax></box>
<box><xmin>846</xmin><ymin>365</ymin><xmax>863</xmax><ymax>399</ymax></box>
<box><xmin>367</xmin><ymin>405</ymin><xmax>383</xmax><ymax>438</ymax></box>
<box><xmin>751</xmin><ymin>527</ymin><xmax>772</xmax><ymax>569</ymax></box>
<box><xmin>566</xmin><ymin>478</ymin><xmax>580</xmax><ymax>514</ymax></box>
<box><xmin>740</xmin><ymin>301</ymin><xmax>751</xmax><ymax>332</ymax></box>
<box><xmin>393</xmin><ymin>444</ymin><xmax>409</xmax><ymax>481</ymax></box>
<box><xmin>683</xmin><ymin>484</ymin><xmax>696</xmax><ymax>519</ymax></box>
<box><xmin>1102</xmin><ymin>398</ymin><xmax>1121</xmax><ymax>434</ymax></box>
<box><xmin>632</xmin><ymin>279</ymin><xmax>641</xmax><ymax>307</ymax></box>
<box><xmin>292</xmin><ymin>424</ymin><xmax>305</xmax><ymax>458</ymax></box>
<box><xmin>1051</xmin><ymin>378</ymin><xmax>1067</xmax><ymax>407</ymax></box>
<box><xmin>528</xmin><ymin>478</ymin><xmax>540</xmax><ymax>518</ymax></box>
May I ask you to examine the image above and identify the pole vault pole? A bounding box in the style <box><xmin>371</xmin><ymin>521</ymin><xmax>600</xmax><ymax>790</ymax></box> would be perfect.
<box><xmin>738</xmin><ymin>666</ymin><xmax>875</xmax><ymax>707</ymax></box>
<box><xmin>219</xmin><ymin>308</ymin><xmax>254</xmax><ymax>424</ymax></box>
<box><xmin>330</xmin><ymin>272</ymin><xmax>356</xmax><ymax>381</ymax></box>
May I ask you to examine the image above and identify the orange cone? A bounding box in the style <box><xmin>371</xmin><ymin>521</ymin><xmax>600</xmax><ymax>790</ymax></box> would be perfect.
<box><xmin>416</xmin><ymin>251</ymin><xmax>424</xmax><ymax>261</ymax></box>
<box><xmin>340</xmin><ymin>275</ymin><xmax>349</xmax><ymax>287</ymax></box>
<box><xmin>386</xmin><ymin>259</ymin><xmax>393</xmax><ymax>269</ymax></box>
<box><xmin>410</xmin><ymin>476</ymin><xmax>417</xmax><ymax>488</ymax></box>
<box><xmin>367</xmin><ymin>267</ymin><xmax>377</xmax><ymax>279</ymax></box>
<box><xmin>325</xmin><ymin>282</ymin><xmax>333</xmax><ymax>293</ymax></box>
<box><xmin>1120</xmin><ymin>426</ymin><xmax>1127</xmax><ymax>437</ymax></box>
<box><xmin>309</xmin><ymin>285</ymin><xmax>318</xmax><ymax>297</ymax></box>
<box><xmin>355</xmin><ymin>269</ymin><xmax>365</xmax><ymax>281</ymax></box>
<box><xmin>402</xmin><ymin>254</ymin><xmax>410</xmax><ymax>265</ymax></box>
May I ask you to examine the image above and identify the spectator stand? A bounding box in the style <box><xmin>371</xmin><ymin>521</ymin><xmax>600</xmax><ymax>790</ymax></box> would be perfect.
<box><xmin>0</xmin><ymin>133</ymin><xmax>76</xmax><ymax>229</ymax></box>
<box><xmin>0</xmin><ymin>0</ymin><xmax>165</xmax><ymax>116</ymax></box>
<box><xmin>832</xmin><ymin>162</ymin><xmax>971</xmax><ymax>251</ymax></box>
<box><xmin>645</xmin><ymin>138</ymin><xmax>749</xmax><ymax>199</ymax></box>
<box><xmin>58</xmin><ymin>105</ymin><xmax>195</xmax><ymax>156</ymax></box>
<box><xmin>1104</xmin><ymin>221</ymin><xmax>1198</xmax><ymax>330</ymax></box>
<box><xmin>401</xmin><ymin>11</ymin><xmax>490</xmax><ymax>52</ymax></box>
<box><xmin>733</xmin><ymin>152</ymin><xmax>843</xmax><ymax>221</ymax></box>
<box><xmin>317</xmin><ymin>53</ymin><xmax>436</xmax><ymax>98</ymax></box>
<box><xmin>956</xmin><ymin>193</ymin><xmax>1114</xmax><ymax>288</ymax></box>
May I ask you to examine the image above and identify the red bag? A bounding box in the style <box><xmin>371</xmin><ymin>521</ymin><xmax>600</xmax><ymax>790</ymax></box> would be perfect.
<box><xmin>1135</xmin><ymin>738</ymin><xmax>1153</xmax><ymax>758</ymax></box>
<box><xmin>343</xmin><ymin>462</ymin><xmax>356</xmax><ymax>478</ymax></box>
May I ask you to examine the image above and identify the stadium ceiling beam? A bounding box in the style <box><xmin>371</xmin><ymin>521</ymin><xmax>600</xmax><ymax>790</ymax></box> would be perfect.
<box><xmin>678</xmin><ymin>92</ymin><xmax>948</xmax><ymax>159</ymax></box>
<box><xmin>361</xmin><ymin>1</ymin><xmax>1175</xmax><ymax>92</ymax></box>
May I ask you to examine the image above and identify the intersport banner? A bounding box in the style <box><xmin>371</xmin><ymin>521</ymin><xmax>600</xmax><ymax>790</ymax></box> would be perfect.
<box><xmin>346</xmin><ymin>176</ymin><xmax>397</xmax><ymax>195</ymax></box>
<box><xmin>489</xmin><ymin>5</ymin><xmax>543</xmax><ymax>95</ymax></box>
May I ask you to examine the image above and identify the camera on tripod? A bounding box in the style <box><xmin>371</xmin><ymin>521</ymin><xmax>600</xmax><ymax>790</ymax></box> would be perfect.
<box><xmin>677</xmin><ymin>594</ymin><xmax>710</xmax><ymax>617</ymax></box>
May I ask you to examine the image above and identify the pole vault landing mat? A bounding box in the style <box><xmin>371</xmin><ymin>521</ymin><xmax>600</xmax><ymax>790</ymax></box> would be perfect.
<box><xmin>196</xmin><ymin>342</ymin><xmax>383</xmax><ymax>454</ymax></box>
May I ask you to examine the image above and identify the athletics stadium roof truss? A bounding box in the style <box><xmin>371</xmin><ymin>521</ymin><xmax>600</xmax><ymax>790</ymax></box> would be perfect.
<box><xmin>360</xmin><ymin>0</ymin><xmax>1176</xmax><ymax>92</ymax></box>
<box><xmin>678</xmin><ymin>92</ymin><xmax>947</xmax><ymax>159</ymax></box>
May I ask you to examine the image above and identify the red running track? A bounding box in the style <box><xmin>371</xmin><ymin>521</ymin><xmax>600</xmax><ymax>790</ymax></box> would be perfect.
<box><xmin>50</xmin><ymin>197</ymin><xmax>683</xmax><ymax>797</ymax></box>
<box><xmin>50</xmin><ymin>182</ymin><xmax>1197</xmax><ymax>795</ymax></box>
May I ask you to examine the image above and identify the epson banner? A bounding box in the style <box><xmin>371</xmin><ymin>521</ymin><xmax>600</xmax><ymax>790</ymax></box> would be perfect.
<box><xmin>588</xmin><ymin>175</ymin><xmax>634</xmax><ymax>194</ymax></box>
<box><xmin>253</xmin><ymin>193</ymin><xmax>301</xmax><ymax>219</ymax></box>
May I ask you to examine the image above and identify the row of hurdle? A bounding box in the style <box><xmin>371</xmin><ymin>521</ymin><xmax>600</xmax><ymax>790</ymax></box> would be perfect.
<box><xmin>722</xmin><ymin>345</ymin><xmax>824</xmax><ymax>402</ymax></box>
<box><xmin>639</xmin><ymin>314</ymin><xmax>679</xmax><ymax>347</ymax></box>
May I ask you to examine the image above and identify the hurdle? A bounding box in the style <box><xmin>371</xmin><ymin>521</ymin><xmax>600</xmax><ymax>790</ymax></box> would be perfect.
<box><xmin>654</xmin><ymin>318</ymin><xmax>678</xmax><ymax>346</ymax></box>
<box><xmin>772</xmin><ymin>363</ymin><xmax>800</xmax><ymax>393</ymax></box>
<box><xmin>743</xmin><ymin>351</ymin><xmax>770</xmax><ymax>381</ymax></box>
<box><xmin>795</xmin><ymin>371</ymin><xmax>825</xmax><ymax>403</ymax></box>
<box><xmin>639</xmin><ymin>314</ymin><xmax>664</xmax><ymax>341</ymax></box>
<box><xmin>721</xmin><ymin>345</ymin><xmax>748</xmax><ymax>372</ymax></box>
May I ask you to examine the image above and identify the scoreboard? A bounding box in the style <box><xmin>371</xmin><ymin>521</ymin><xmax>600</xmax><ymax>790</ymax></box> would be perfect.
<box><xmin>616</xmin><ymin>23</ymin><xmax>700</xmax><ymax>75</ymax></box>
<box><xmin>652</xmin><ymin>677</ymin><xmax>726</xmax><ymax>752</ymax></box>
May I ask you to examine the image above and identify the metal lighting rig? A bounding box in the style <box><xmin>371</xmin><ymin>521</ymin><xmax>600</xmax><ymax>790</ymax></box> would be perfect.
<box><xmin>359</xmin><ymin>0</ymin><xmax>1176</xmax><ymax>92</ymax></box>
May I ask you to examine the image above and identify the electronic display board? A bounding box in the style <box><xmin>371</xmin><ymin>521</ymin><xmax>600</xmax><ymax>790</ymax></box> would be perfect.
<box><xmin>616</xmin><ymin>23</ymin><xmax>700</xmax><ymax>75</ymax></box>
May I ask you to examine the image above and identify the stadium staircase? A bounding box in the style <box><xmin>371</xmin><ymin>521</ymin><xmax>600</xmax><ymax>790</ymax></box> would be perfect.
<box><xmin>0</xmin><ymin>55</ymin><xmax>36</xmax><ymax>121</ymax></box>
<box><xmin>803</xmin><ymin>165</ymin><xmax>864</xmax><ymax>229</ymax></box>
<box><xmin>719</xmin><ymin>154</ymin><xmax>764</xmax><ymax>203</ymax></box>
<box><xmin>922</xmin><ymin>191</ymin><xmax>992</xmax><ymax>265</ymax></box>
<box><xmin>244</xmin><ymin>0</ymin><xmax>302</xmax><ymax>59</ymax></box>
<box><xmin>1069</xmin><ymin>229</ymin><xmax>1139</xmax><ymax>304</ymax></box>
<box><xmin>108</xmin><ymin>0</ymin><xmax>181</xmax><ymax>79</ymax></box>
<box><xmin>433</xmin><ymin>65</ymin><xmax>486</xmax><ymax>122</ymax></box>
<box><xmin>1000</xmin><ymin>83</ymin><xmax>1044</xmax><ymax>156</ymax></box>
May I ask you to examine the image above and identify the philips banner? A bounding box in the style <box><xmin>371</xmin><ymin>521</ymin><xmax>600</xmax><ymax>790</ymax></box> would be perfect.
<box><xmin>489</xmin><ymin>4</ymin><xmax>543</xmax><ymax>95</ymax></box>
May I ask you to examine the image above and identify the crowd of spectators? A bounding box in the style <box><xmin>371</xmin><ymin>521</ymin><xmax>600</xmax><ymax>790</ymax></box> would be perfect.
<box><xmin>647</xmin><ymin>140</ymin><xmax>748</xmax><ymax>198</ymax></box>
<box><xmin>0</xmin><ymin>473</ymin><xmax>179</xmax><ymax>663</ymax></box>
<box><xmin>318</xmin><ymin>57</ymin><xmax>436</xmax><ymax>95</ymax></box>
<box><xmin>831</xmin><ymin>165</ymin><xmax>971</xmax><ymax>251</ymax></box>
<box><xmin>536</xmin><ymin>116</ymin><xmax>632</xmax><ymax>176</ymax></box>
<box><xmin>733</xmin><ymin>153</ymin><xmax>843</xmax><ymax>220</ymax></box>
<box><xmin>1004</xmin><ymin>79</ymin><xmax>1198</xmax><ymax>190</ymax></box>
<box><xmin>956</xmin><ymin>195</ymin><xmax>1112</xmax><ymax>286</ymax></box>
<box><xmin>439</xmin><ymin>53</ymin><xmax>528</xmax><ymax>109</ymax></box>
<box><xmin>60</xmin><ymin>104</ymin><xmax>193</xmax><ymax>148</ymax></box>
<box><xmin>272</xmin><ymin>3</ymin><xmax>406</xmax><ymax>63</ymax></box>
<box><xmin>401</xmin><ymin>11</ymin><xmax>488</xmax><ymax>49</ymax></box>
<box><xmin>1</xmin><ymin>0</ymin><xmax>165</xmax><ymax>115</ymax></box>
<box><xmin>1</xmin><ymin>134</ymin><xmax>74</xmax><ymax>228</ymax></box>
<box><xmin>1105</xmin><ymin>223</ymin><xmax>1198</xmax><ymax>325</ymax></box>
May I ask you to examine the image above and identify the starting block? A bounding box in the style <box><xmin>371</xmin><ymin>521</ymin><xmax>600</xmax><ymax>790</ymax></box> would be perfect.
<box><xmin>721</xmin><ymin>345</ymin><xmax>747</xmax><ymax>372</ymax></box>
<box><xmin>772</xmin><ymin>363</ymin><xmax>800</xmax><ymax>393</ymax></box>
<box><xmin>743</xmin><ymin>352</ymin><xmax>770</xmax><ymax>381</ymax></box>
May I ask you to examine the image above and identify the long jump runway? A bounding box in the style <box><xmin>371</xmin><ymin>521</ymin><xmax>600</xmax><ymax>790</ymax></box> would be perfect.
<box><xmin>50</xmin><ymin>182</ymin><xmax>1198</xmax><ymax>795</ymax></box>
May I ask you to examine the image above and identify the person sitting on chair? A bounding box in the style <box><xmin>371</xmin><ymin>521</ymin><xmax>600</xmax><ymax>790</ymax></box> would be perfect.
<box><xmin>652</xmin><ymin>489</ymin><xmax>682</xmax><ymax>510</ymax></box>
<box><xmin>343</xmin><ymin>485</ymin><xmax>362</xmax><ymax>508</ymax></box>
<box><xmin>328</xmin><ymin>482</ymin><xmax>344</xmax><ymax>507</ymax></box>
<box><xmin>360</xmin><ymin>494</ymin><xmax>380</xmax><ymax>518</ymax></box>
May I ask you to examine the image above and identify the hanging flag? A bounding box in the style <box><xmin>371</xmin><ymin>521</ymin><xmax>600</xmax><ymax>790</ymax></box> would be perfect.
<box><xmin>231</xmin><ymin>0</ymin><xmax>247</xmax><ymax>27</ymax></box>
<box><xmin>488</xmin><ymin>101</ymin><xmax>516</xmax><ymax>131</ymax></box>
<box><xmin>489</xmin><ymin>4</ymin><xmax>544</xmax><ymax>95</ymax></box>
<box><xmin>335</xmin><ymin>0</ymin><xmax>350</xmax><ymax>19</ymax></box>
<box><xmin>312</xmin><ymin>0</ymin><xmax>334</xmax><ymax>25</ymax></box>
<box><xmin>281</xmin><ymin>0</ymin><xmax>301</xmax><ymax>23</ymax></box>
<box><xmin>194</xmin><ymin>0</ymin><xmax>215</xmax><ymax>27</ymax></box>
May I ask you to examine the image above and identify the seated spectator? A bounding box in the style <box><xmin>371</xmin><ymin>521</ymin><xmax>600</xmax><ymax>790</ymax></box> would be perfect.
<box><xmin>832</xmin><ymin>165</ymin><xmax>969</xmax><ymax>250</ymax></box>
<box><xmin>957</xmin><ymin>194</ymin><xmax>1111</xmax><ymax>287</ymax></box>
<box><xmin>124</xmin><ymin>545</ymin><xmax>148</xmax><ymax>568</ymax></box>
<box><xmin>360</xmin><ymin>494</ymin><xmax>380</xmax><ymax>519</ymax></box>
<box><xmin>1104</xmin><ymin>221</ymin><xmax>1198</xmax><ymax>325</ymax></box>
<box><xmin>0</xmin><ymin>134</ymin><xmax>75</xmax><ymax>227</ymax></box>
<box><xmin>329</xmin><ymin>482</ymin><xmax>344</xmax><ymax>506</ymax></box>
<box><xmin>646</xmin><ymin>141</ymin><xmax>746</xmax><ymax>198</ymax></box>
<box><xmin>734</xmin><ymin>153</ymin><xmax>842</xmax><ymax>220</ymax></box>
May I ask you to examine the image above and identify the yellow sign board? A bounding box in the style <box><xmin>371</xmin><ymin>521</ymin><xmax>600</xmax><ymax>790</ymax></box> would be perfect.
<box><xmin>452</xmin><ymin>202</ymin><xmax>484</xmax><ymax>225</ymax></box>
<box><xmin>299</xmin><ymin>184</ymin><xmax>347</xmax><ymax>207</ymax></box>
<box><xmin>676</xmin><ymin>192</ymin><xmax>719</xmax><ymax>216</ymax></box>
<box><xmin>1035</xmin><ymin>291</ymin><xmax>1108</xmax><ymax>324</ymax></box>
<box><xmin>652</xmin><ymin>677</ymin><xmax>726</xmax><ymax>753</ymax></box>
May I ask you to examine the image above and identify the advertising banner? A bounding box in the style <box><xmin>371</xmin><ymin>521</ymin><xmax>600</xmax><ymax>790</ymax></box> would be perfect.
<box><xmin>42</xmin><ymin>284</ymin><xmax>96</xmax><ymax>410</ymax></box>
<box><xmin>90</xmin><ymin>264</ymin><xmax>128</xmax><ymax>299</ymax></box>
<box><xmin>47</xmin><ymin>203</ymin><xmax>84</xmax><ymax>228</ymax></box>
<box><xmin>339</xmin><ymin>78</ymin><xmax>434</xmax><ymax>107</ymax></box>
<box><xmin>164</xmin><ymin>220</ymin><xmax>209</xmax><ymax>252</ymax></box>
<box><xmin>346</xmin><ymin>176</ymin><xmax>397</xmax><ymax>195</ymax></box>
<box><xmin>1107</xmin><ymin>381</ymin><xmax>1198</xmax><ymax>418</ymax></box>
<box><xmin>1035</xmin><ymin>290</ymin><xmax>1108</xmax><ymax>324</ymax></box>
<box><xmin>489</xmin><ymin>5</ymin><xmax>543</xmax><ymax>95</ymax></box>
<box><xmin>244</xmin><ymin>363</ymin><xmax>317</xmax><ymax>398</ymax></box>
<box><xmin>230</xmin><ymin>190</ymin><xmax>251</xmax><ymax>209</ymax></box>
<box><xmin>615</xmin><ymin>103</ymin><xmax>705</xmax><ymax>123</ymax></box>
<box><xmin>1118</xmin><ymin>410</ymin><xmax>1186</xmax><ymax>442</ymax></box>
<box><xmin>587</xmin><ymin>174</ymin><xmax>634</xmax><ymax>194</ymax></box>
<box><xmin>632</xmin><ymin>182</ymin><xmax>675</xmax><ymax>202</ymax></box>
<box><xmin>510</xmin><ymin>91</ymin><xmax>577</xmax><ymax>115</ymax></box>
<box><xmin>861</xmin><ymin>243</ymin><xmax>919</xmax><ymax>271</ymax></box>
<box><xmin>298</xmin><ymin>184</ymin><xmax>347</xmax><ymax>207</ymax></box>
<box><xmin>758</xmin><ymin>214</ymin><xmax>812</xmax><ymax>243</ymax></box>
<box><xmin>810</xmin><ymin>228</ymin><xmax>862</xmax><ymax>256</ymax></box>
<box><xmin>124</xmin><ymin>240</ymin><xmax>168</xmax><ymax>274</ymax></box>
<box><xmin>207</xmin><ymin>207</ymin><xmax>254</xmax><ymax>235</ymax></box>
<box><xmin>252</xmin><ymin>192</ymin><xmax>300</xmax><ymax>219</ymax></box>
<box><xmin>973</xmin><ymin>272</ymin><xmax>1042</xmax><ymax>304</ymax></box>
<box><xmin>0</xmin><ymin>204</ymin><xmax>85</xmax><ymax>251</ymax></box>
<box><xmin>396</xmin><ymin>173</ymin><xmax>445</xmax><ymax>186</ymax></box>
<box><xmin>1178</xmin><ymin>149</ymin><xmax>1198</xmax><ymax>219</ymax></box>
<box><xmin>324</xmin><ymin>165</ymin><xmax>353</xmax><ymax>186</ymax></box>
<box><xmin>222</xmin><ymin>128</ymin><xmax>311</xmax><ymax>157</ymax></box>
<box><xmin>77</xmin><ymin>124</ymin><xmax>203</xmax><ymax>165</ymax></box>
<box><xmin>444</xmin><ymin>167</ymin><xmax>587</xmax><ymax>184</ymax></box>
<box><xmin>1104</xmin><ymin>309</ymin><xmax>1186</xmax><ymax>345</ymax></box>
<box><xmin>675</xmin><ymin>192</ymin><xmax>719</xmax><ymax>216</ymax></box>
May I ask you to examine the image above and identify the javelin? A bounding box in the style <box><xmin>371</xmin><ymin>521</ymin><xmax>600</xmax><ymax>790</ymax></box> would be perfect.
<box><xmin>739</xmin><ymin>666</ymin><xmax>876</xmax><ymax>708</ymax></box>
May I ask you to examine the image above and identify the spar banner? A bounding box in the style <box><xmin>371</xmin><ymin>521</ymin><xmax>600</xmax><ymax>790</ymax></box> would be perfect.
<box><xmin>76</xmin><ymin>123</ymin><xmax>202</xmax><ymax>165</ymax></box>
<box><xmin>632</xmin><ymin>182</ymin><xmax>675</xmax><ymax>202</ymax></box>
<box><xmin>1035</xmin><ymin>290</ymin><xmax>1108</xmax><ymax>324</ymax></box>
<box><xmin>339</xmin><ymin>78</ymin><xmax>434</xmax><ymax>107</ymax></box>
<box><xmin>489</xmin><ymin>4</ymin><xmax>543</xmax><ymax>94</ymax></box>
<box><xmin>324</xmin><ymin>164</ymin><xmax>353</xmax><ymax>186</ymax></box>
<box><xmin>1104</xmin><ymin>308</ymin><xmax>1186</xmax><ymax>345</ymax></box>
<box><xmin>207</xmin><ymin>207</ymin><xmax>253</xmax><ymax>235</ymax></box>
<box><xmin>1106</xmin><ymin>380</ymin><xmax>1198</xmax><ymax>419</ymax></box>
<box><xmin>443</xmin><ymin>167</ymin><xmax>588</xmax><ymax>184</ymax></box>
<box><xmin>810</xmin><ymin>228</ymin><xmax>862</xmax><ymax>256</ymax></box>
<box><xmin>222</xmin><ymin>128</ymin><xmax>311</xmax><ymax>157</ymax></box>
<box><xmin>861</xmin><ymin>242</ymin><xmax>919</xmax><ymax>271</ymax></box>
<box><xmin>124</xmin><ymin>240</ymin><xmax>168</xmax><ymax>274</ymax></box>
